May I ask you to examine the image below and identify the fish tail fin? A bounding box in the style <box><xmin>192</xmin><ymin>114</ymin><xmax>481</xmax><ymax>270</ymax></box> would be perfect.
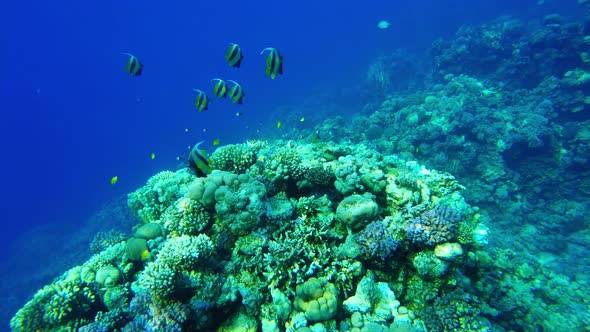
<box><xmin>278</xmin><ymin>56</ymin><xmax>284</xmax><ymax>74</ymax></box>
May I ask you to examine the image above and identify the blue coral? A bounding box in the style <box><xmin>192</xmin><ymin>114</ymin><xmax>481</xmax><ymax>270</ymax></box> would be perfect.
<box><xmin>356</xmin><ymin>221</ymin><xmax>399</xmax><ymax>261</ymax></box>
<box><xmin>406</xmin><ymin>206</ymin><xmax>461</xmax><ymax>246</ymax></box>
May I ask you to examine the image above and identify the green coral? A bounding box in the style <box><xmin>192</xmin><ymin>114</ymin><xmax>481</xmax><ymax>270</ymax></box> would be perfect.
<box><xmin>213</xmin><ymin>174</ymin><xmax>267</xmax><ymax>235</ymax></box>
<box><xmin>128</xmin><ymin>169</ymin><xmax>194</xmax><ymax>223</ymax></box>
<box><xmin>336</xmin><ymin>193</ymin><xmax>379</xmax><ymax>231</ymax></box>
<box><xmin>10</xmin><ymin>268</ymin><xmax>100</xmax><ymax>332</ymax></box>
<box><xmin>103</xmin><ymin>285</ymin><xmax>130</xmax><ymax>310</ymax></box>
<box><xmin>457</xmin><ymin>221</ymin><xmax>475</xmax><ymax>245</ymax></box>
<box><xmin>161</xmin><ymin>196</ymin><xmax>213</xmax><ymax>236</ymax></box>
<box><xmin>135</xmin><ymin>234</ymin><xmax>214</xmax><ymax>299</ymax></box>
<box><xmin>293</xmin><ymin>277</ymin><xmax>339</xmax><ymax>322</ymax></box>
<box><xmin>158</xmin><ymin>234</ymin><xmax>214</xmax><ymax>270</ymax></box>
<box><xmin>210</xmin><ymin>143</ymin><xmax>258</xmax><ymax>174</ymax></box>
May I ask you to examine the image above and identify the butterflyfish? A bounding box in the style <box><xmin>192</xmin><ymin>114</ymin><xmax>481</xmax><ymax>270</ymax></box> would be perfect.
<box><xmin>260</xmin><ymin>47</ymin><xmax>283</xmax><ymax>79</ymax></box>
<box><xmin>192</xmin><ymin>89</ymin><xmax>209</xmax><ymax>111</ymax></box>
<box><xmin>211</xmin><ymin>78</ymin><xmax>228</xmax><ymax>98</ymax></box>
<box><xmin>227</xmin><ymin>80</ymin><xmax>245</xmax><ymax>104</ymax></box>
<box><xmin>123</xmin><ymin>53</ymin><xmax>143</xmax><ymax>76</ymax></box>
<box><xmin>226</xmin><ymin>43</ymin><xmax>243</xmax><ymax>68</ymax></box>
<box><xmin>188</xmin><ymin>141</ymin><xmax>213</xmax><ymax>177</ymax></box>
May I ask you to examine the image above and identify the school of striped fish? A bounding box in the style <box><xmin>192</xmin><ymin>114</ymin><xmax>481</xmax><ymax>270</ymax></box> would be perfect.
<box><xmin>116</xmin><ymin>43</ymin><xmax>284</xmax><ymax>183</ymax></box>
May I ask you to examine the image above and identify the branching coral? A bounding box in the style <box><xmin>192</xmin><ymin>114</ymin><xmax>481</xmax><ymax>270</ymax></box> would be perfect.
<box><xmin>210</xmin><ymin>143</ymin><xmax>258</xmax><ymax>174</ymax></box>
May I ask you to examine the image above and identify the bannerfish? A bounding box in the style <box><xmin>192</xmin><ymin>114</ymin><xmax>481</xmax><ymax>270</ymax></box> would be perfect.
<box><xmin>226</xmin><ymin>43</ymin><xmax>243</xmax><ymax>68</ymax></box>
<box><xmin>110</xmin><ymin>176</ymin><xmax>118</xmax><ymax>185</ymax></box>
<box><xmin>277</xmin><ymin>121</ymin><xmax>282</xmax><ymax>129</ymax></box>
<box><xmin>188</xmin><ymin>141</ymin><xmax>213</xmax><ymax>177</ymax></box>
<box><xmin>192</xmin><ymin>89</ymin><xmax>209</xmax><ymax>111</ymax></box>
<box><xmin>123</xmin><ymin>53</ymin><xmax>143</xmax><ymax>76</ymax></box>
<box><xmin>211</xmin><ymin>78</ymin><xmax>228</xmax><ymax>98</ymax></box>
<box><xmin>213</xmin><ymin>138</ymin><xmax>220</xmax><ymax>146</ymax></box>
<box><xmin>227</xmin><ymin>80</ymin><xmax>245</xmax><ymax>104</ymax></box>
<box><xmin>260</xmin><ymin>47</ymin><xmax>283</xmax><ymax>79</ymax></box>
<box><xmin>150</xmin><ymin>152</ymin><xmax>156</xmax><ymax>160</ymax></box>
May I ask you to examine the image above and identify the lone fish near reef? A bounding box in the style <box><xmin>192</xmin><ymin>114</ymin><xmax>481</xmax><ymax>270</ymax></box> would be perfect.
<box><xmin>110</xmin><ymin>176</ymin><xmax>118</xmax><ymax>185</ymax></box>
<box><xmin>377</xmin><ymin>20</ymin><xmax>391</xmax><ymax>29</ymax></box>
<box><xmin>225</xmin><ymin>43</ymin><xmax>243</xmax><ymax>68</ymax></box>
<box><xmin>188</xmin><ymin>141</ymin><xmax>212</xmax><ymax>177</ymax></box>
<box><xmin>192</xmin><ymin>89</ymin><xmax>209</xmax><ymax>111</ymax></box>
<box><xmin>227</xmin><ymin>80</ymin><xmax>245</xmax><ymax>104</ymax></box>
<box><xmin>122</xmin><ymin>53</ymin><xmax>143</xmax><ymax>76</ymax></box>
<box><xmin>211</xmin><ymin>78</ymin><xmax>228</xmax><ymax>98</ymax></box>
<box><xmin>260</xmin><ymin>47</ymin><xmax>283</xmax><ymax>79</ymax></box>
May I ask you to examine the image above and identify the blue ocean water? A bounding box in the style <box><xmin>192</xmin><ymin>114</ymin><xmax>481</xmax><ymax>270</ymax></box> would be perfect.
<box><xmin>1</xmin><ymin>0</ymin><xmax>587</xmax><ymax>331</ymax></box>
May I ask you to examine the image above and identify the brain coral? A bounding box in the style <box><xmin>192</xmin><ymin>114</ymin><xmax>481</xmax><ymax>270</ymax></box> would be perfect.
<box><xmin>336</xmin><ymin>193</ymin><xmax>379</xmax><ymax>231</ymax></box>
<box><xmin>294</xmin><ymin>277</ymin><xmax>339</xmax><ymax>322</ymax></box>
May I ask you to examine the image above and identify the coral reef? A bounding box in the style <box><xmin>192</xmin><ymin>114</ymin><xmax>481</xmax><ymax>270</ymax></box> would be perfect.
<box><xmin>11</xmin><ymin>139</ymin><xmax>478</xmax><ymax>331</ymax></box>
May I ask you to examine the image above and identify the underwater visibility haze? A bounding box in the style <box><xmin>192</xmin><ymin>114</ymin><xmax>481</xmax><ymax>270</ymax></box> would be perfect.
<box><xmin>1</xmin><ymin>0</ymin><xmax>589</xmax><ymax>331</ymax></box>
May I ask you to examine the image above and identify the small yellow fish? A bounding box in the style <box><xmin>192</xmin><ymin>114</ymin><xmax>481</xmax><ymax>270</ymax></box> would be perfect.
<box><xmin>213</xmin><ymin>138</ymin><xmax>220</xmax><ymax>146</ymax></box>
<box><xmin>141</xmin><ymin>249</ymin><xmax>150</xmax><ymax>261</ymax></box>
<box><xmin>110</xmin><ymin>176</ymin><xmax>118</xmax><ymax>185</ymax></box>
<box><xmin>277</xmin><ymin>121</ymin><xmax>282</xmax><ymax>129</ymax></box>
<box><xmin>300</xmin><ymin>117</ymin><xmax>305</xmax><ymax>122</ymax></box>
<box><xmin>151</xmin><ymin>152</ymin><xmax>156</xmax><ymax>160</ymax></box>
